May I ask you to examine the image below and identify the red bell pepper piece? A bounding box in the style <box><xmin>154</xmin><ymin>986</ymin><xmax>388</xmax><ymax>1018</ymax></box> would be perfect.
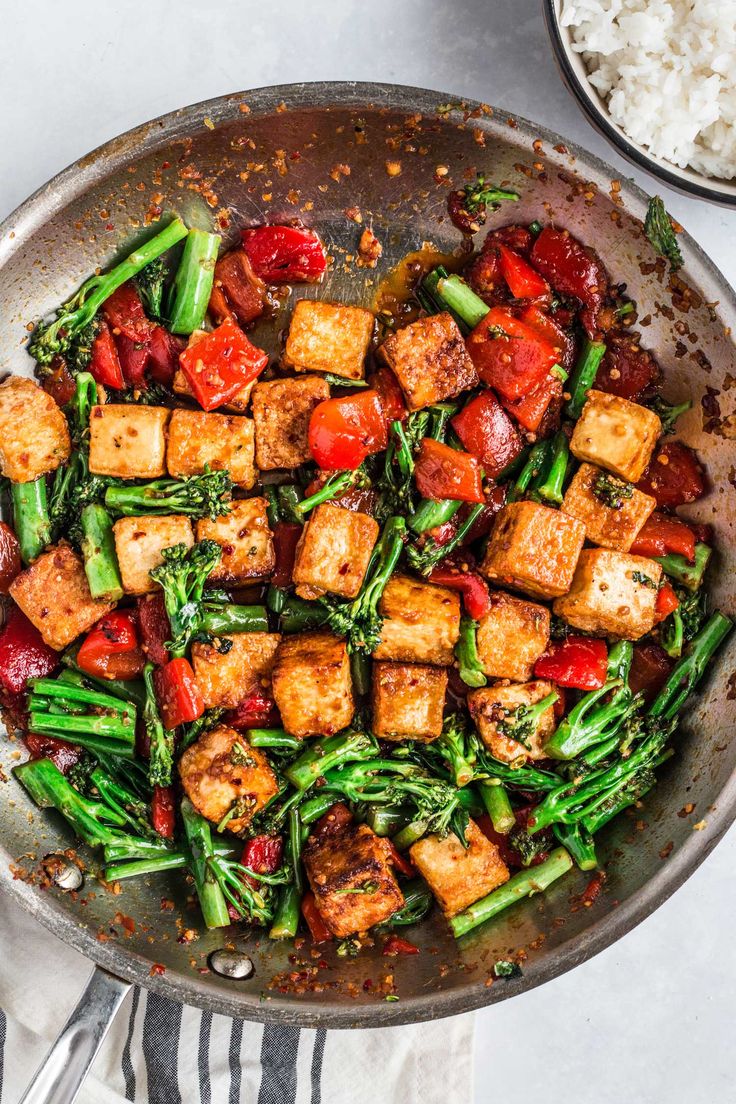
<box><xmin>89</xmin><ymin>322</ymin><xmax>125</xmax><ymax>390</ymax></box>
<box><xmin>0</xmin><ymin>607</ymin><xmax>58</xmax><ymax>694</ymax></box>
<box><xmin>629</xmin><ymin>511</ymin><xmax>696</xmax><ymax>562</ymax></box>
<box><xmin>103</xmin><ymin>282</ymin><xmax>153</xmax><ymax>342</ymax></box>
<box><xmin>629</xmin><ymin>643</ymin><xmax>674</xmax><ymax>704</ymax></box>
<box><xmin>301</xmin><ymin>891</ymin><xmax>333</xmax><ymax>943</ymax></box>
<box><xmin>116</xmin><ymin>334</ymin><xmax>150</xmax><ymax>389</ymax></box>
<box><xmin>241</xmin><ymin>835</ymin><xmax>284</xmax><ymax>875</ymax></box>
<box><xmin>311</xmin><ymin>803</ymin><xmax>354</xmax><ymax>842</ymax></box>
<box><xmin>151</xmin><ymin>784</ymin><xmax>176</xmax><ymax>839</ymax></box>
<box><xmin>594</xmin><ymin>330</ymin><xmax>661</xmax><ymax>401</ymax></box>
<box><xmin>519</xmin><ymin>304</ymin><xmax>575</xmax><ymax>371</ymax></box>
<box><xmin>383</xmin><ymin>934</ymin><xmax>420</xmax><ymax>956</ymax></box>
<box><xmin>148</xmin><ymin>326</ymin><xmax>186</xmax><ymax>386</ymax></box>
<box><xmin>466</xmin><ymin>307</ymin><xmax>559</xmax><ymax>401</ymax></box>
<box><xmin>529</xmin><ymin>226</ymin><xmax>609</xmax><ymax>337</ymax></box>
<box><xmin>534</xmin><ymin>637</ymin><xmax>608</xmax><ymax>691</ymax></box>
<box><xmin>369</xmin><ymin>365</ymin><xmax>407</xmax><ymax>426</ymax></box>
<box><xmin>0</xmin><ymin>522</ymin><xmax>21</xmax><ymax>594</ymax></box>
<box><xmin>414</xmin><ymin>438</ymin><xmax>484</xmax><ymax>503</ymax></box>
<box><xmin>308</xmin><ymin>390</ymin><xmax>388</xmax><ymax>470</ymax></box>
<box><xmin>136</xmin><ymin>594</ymin><xmax>171</xmax><ymax>667</ymax></box>
<box><xmin>497</xmin><ymin>245</ymin><xmax>550</xmax><ymax>301</ymax></box>
<box><xmin>271</xmin><ymin>521</ymin><xmax>303</xmax><ymax>587</ymax></box>
<box><xmin>179</xmin><ymin>318</ymin><xmax>268</xmax><ymax>412</ymax></box>
<box><xmin>225</xmin><ymin>689</ymin><xmax>280</xmax><ymax>730</ymax></box>
<box><xmin>654</xmin><ymin>582</ymin><xmax>680</xmax><ymax>624</ymax></box>
<box><xmin>241</xmin><ymin>225</ymin><xmax>327</xmax><ymax>283</ymax></box>
<box><xmin>451</xmin><ymin>392</ymin><xmax>523</xmax><ymax>478</ymax></box>
<box><xmin>466</xmin><ymin>225</ymin><xmax>534</xmax><ymax>299</ymax></box>
<box><xmin>636</xmin><ymin>442</ymin><xmax>706</xmax><ymax>508</ymax></box>
<box><xmin>77</xmin><ymin>610</ymin><xmax>145</xmax><ymax>681</ymax></box>
<box><xmin>502</xmin><ymin>372</ymin><xmax>563</xmax><ymax>432</ymax></box>
<box><xmin>209</xmin><ymin>249</ymin><xmax>266</xmax><ymax>326</ymax></box>
<box><xmin>42</xmin><ymin>358</ymin><xmax>78</xmax><ymax>407</ymax></box>
<box><xmin>154</xmin><ymin>658</ymin><xmax>204</xmax><ymax>728</ymax></box>
<box><xmin>25</xmin><ymin>733</ymin><xmax>84</xmax><ymax>775</ymax></box>
<box><xmin>428</xmin><ymin>561</ymin><xmax>491</xmax><ymax>620</ymax></box>
<box><xmin>386</xmin><ymin>839</ymin><xmax>416</xmax><ymax>878</ymax></box>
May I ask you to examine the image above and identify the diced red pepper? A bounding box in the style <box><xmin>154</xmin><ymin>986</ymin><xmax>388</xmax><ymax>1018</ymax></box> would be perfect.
<box><xmin>529</xmin><ymin>227</ymin><xmax>609</xmax><ymax>338</ymax></box>
<box><xmin>534</xmin><ymin>637</ymin><xmax>608</xmax><ymax>691</ymax></box>
<box><xmin>629</xmin><ymin>512</ymin><xmax>696</xmax><ymax>562</ymax></box>
<box><xmin>0</xmin><ymin>523</ymin><xmax>22</xmax><ymax>594</ymax></box>
<box><xmin>152</xmin><ymin>785</ymin><xmax>176</xmax><ymax>839</ymax></box>
<box><xmin>308</xmin><ymin>390</ymin><xmax>388</xmax><ymax>470</ymax></box>
<box><xmin>42</xmin><ymin>357</ymin><xmax>77</xmax><ymax>407</ymax></box>
<box><xmin>497</xmin><ymin>245</ymin><xmax>550</xmax><ymax>301</ymax></box>
<box><xmin>154</xmin><ymin>658</ymin><xmax>204</xmax><ymax>728</ymax></box>
<box><xmin>414</xmin><ymin>438</ymin><xmax>484</xmax><ymax>503</ymax></box>
<box><xmin>466</xmin><ymin>307</ymin><xmax>559</xmax><ymax>401</ymax></box>
<box><xmin>451</xmin><ymin>392</ymin><xmax>523</xmax><ymax>478</ymax></box>
<box><xmin>103</xmin><ymin>282</ymin><xmax>153</xmax><ymax>342</ymax></box>
<box><xmin>241</xmin><ymin>225</ymin><xmax>328</xmax><ymax>283</ymax></box>
<box><xmin>179</xmin><ymin>319</ymin><xmax>268</xmax><ymax>412</ymax></box>
<box><xmin>383</xmin><ymin>934</ymin><xmax>420</xmax><ymax>956</ymax></box>
<box><xmin>0</xmin><ymin>607</ymin><xmax>58</xmax><ymax>694</ymax></box>
<box><xmin>89</xmin><ymin>322</ymin><xmax>125</xmax><ymax>390</ymax></box>
<box><xmin>466</xmin><ymin>225</ymin><xmax>533</xmax><ymax>301</ymax></box>
<box><xmin>503</xmin><ymin>372</ymin><xmax>563</xmax><ymax>432</ymax></box>
<box><xmin>368</xmin><ymin>365</ymin><xmax>407</xmax><ymax>426</ymax></box>
<box><xmin>520</xmin><ymin>305</ymin><xmax>576</xmax><ymax>371</ymax></box>
<box><xmin>136</xmin><ymin>594</ymin><xmax>171</xmax><ymax>667</ymax></box>
<box><xmin>77</xmin><ymin>610</ymin><xmax>145</xmax><ymax>681</ymax></box>
<box><xmin>209</xmin><ymin>249</ymin><xmax>266</xmax><ymax>326</ymax></box>
<box><xmin>25</xmin><ymin>733</ymin><xmax>84</xmax><ymax>775</ymax></box>
<box><xmin>429</xmin><ymin>561</ymin><xmax>491</xmax><ymax>620</ymax></box>
<box><xmin>654</xmin><ymin>582</ymin><xmax>680</xmax><ymax>624</ymax></box>
<box><xmin>241</xmin><ymin>835</ymin><xmax>284</xmax><ymax>874</ymax></box>
<box><xmin>311</xmin><ymin>802</ymin><xmax>354</xmax><ymax>841</ymax></box>
<box><xmin>637</xmin><ymin>442</ymin><xmax>706</xmax><ymax>508</ymax></box>
<box><xmin>225</xmin><ymin>689</ymin><xmax>280</xmax><ymax>730</ymax></box>
<box><xmin>594</xmin><ymin>330</ymin><xmax>661</xmax><ymax>401</ymax></box>
<box><xmin>148</xmin><ymin>326</ymin><xmax>186</xmax><ymax>386</ymax></box>
<box><xmin>629</xmin><ymin>643</ymin><xmax>674</xmax><ymax>704</ymax></box>
<box><xmin>271</xmin><ymin>522</ymin><xmax>303</xmax><ymax>587</ymax></box>
<box><xmin>301</xmin><ymin>891</ymin><xmax>333</xmax><ymax>943</ymax></box>
<box><xmin>116</xmin><ymin>334</ymin><xmax>150</xmax><ymax>389</ymax></box>
<box><xmin>386</xmin><ymin>838</ymin><xmax>416</xmax><ymax>878</ymax></box>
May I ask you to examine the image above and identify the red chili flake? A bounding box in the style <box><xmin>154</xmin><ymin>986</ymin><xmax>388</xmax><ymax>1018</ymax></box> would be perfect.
<box><xmin>149</xmin><ymin>963</ymin><xmax>166</xmax><ymax>976</ymax></box>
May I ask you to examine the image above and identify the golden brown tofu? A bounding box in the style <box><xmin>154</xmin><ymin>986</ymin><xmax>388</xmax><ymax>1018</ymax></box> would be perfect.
<box><xmin>304</xmin><ymin>822</ymin><xmax>404</xmax><ymax>936</ymax></box>
<box><xmin>553</xmin><ymin>549</ymin><xmax>662</xmax><ymax>639</ymax></box>
<box><xmin>196</xmin><ymin>498</ymin><xmax>275</xmax><ymax>584</ymax></box>
<box><xmin>88</xmin><ymin>405</ymin><xmax>169</xmax><ymax>479</ymax></box>
<box><xmin>480</xmin><ymin>502</ymin><xmax>586</xmax><ymax>600</ymax></box>
<box><xmin>378</xmin><ymin>312</ymin><xmax>479</xmax><ymax>411</ymax></box>
<box><xmin>476</xmin><ymin>592</ymin><xmax>550</xmax><ymax>682</ymax></box>
<box><xmin>173</xmin><ymin>367</ymin><xmax>255</xmax><ymax>412</ymax></box>
<box><xmin>191</xmin><ymin>632</ymin><xmax>281</xmax><ymax>710</ymax></box>
<box><xmin>284</xmin><ymin>299</ymin><xmax>374</xmax><ymax>380</ymax></box>
<box><xmin>293</xmin><ymin>504</ymin><xmax>379</xmax><ymax>599</ymax></box>
<box><xmin>113</xmin><ymin>515</ymin><xmax>194</xmax><ymax>596</ymax></box>
<box><xmin>9</xmin><ymin>544</ymin><xmax>115</xmax><ymax>651</ymax></box>
<box><xmin>372</xmin><ymin>662</ymin><xmax>448</xmax><ymax>742</ymax></box>
<box><xmin>569</xmin><ymin>390</ymin><xmax>661</xmax><ymax>483</ymax></box>
<box><xmin>468</xmin><ymin>679</ymin><xmax>557</xmax><ymax>762</ymax></box>
<box><xmin>251</xmin><ymin>375</ymin><xmax>330</xmax><ymax>470</ymax></box>
<box><xmin>272</xmin><ymin>631</ymin><xmax>354</xmax><ymax>738</ymax></box>
<box><xmin>373</xmin><ymin>574</ymin><xmax>461</xmax><ymax>665</ymax></box>
<box><xmin>410</xmin><ymin>820</ymin><xmax>509</xmax><ymax>917</ymax></box>
<box><xmin>166</xmin><ymin>409</ymin><xmax>256</xmax><ymax>489</ymax></box>
<box><xmin>561</xmin><ymin>463</ymin><xmax>656</xmax><ymax>552</ymax></box>
<box><xmin>0</xmin><ymin>377</ymin><xmax>71</xmax><ymax>482</ymax></box>
<box><xmin>178</xmin><ymin>725</ymin><xmax>278</xmax><ymax>836</ymax></box>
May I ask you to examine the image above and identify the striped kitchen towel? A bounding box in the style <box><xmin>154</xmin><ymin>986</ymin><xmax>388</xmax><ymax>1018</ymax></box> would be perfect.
<box><xmin>0</xmin><ymin>892</ymin><xmax>474</xmax><ymax>1104</ymax></box>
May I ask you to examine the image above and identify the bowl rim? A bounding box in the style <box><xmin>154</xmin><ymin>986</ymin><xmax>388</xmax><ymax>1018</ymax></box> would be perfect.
<box><xmin>542</xmin><ymin>0</ymin><xmax>736</xmax><ymax>208</ymax></box>
<box><xmin>1</xmin><ymin>79</ymin><xmax>735</xmax><ymax>1027</ymax></box>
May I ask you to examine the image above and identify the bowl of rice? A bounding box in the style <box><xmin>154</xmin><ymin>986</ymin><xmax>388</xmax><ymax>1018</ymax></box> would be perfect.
<box><xmin>543</xmin><ymin>0</ymin><xmax>736</xmax><ymax>205</ymax></box>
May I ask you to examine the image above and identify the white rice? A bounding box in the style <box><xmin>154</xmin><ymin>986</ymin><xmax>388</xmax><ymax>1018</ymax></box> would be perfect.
<box><xmin>560</xmin><ymin>0</ymin><xmax>736</xmax><ymax>179</ymax></box>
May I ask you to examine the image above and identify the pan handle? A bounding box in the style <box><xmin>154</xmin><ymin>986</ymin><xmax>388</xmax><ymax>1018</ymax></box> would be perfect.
<box><xmin>19</xmin><ymin>965</ymin><xmax>131</xmax><ymax>1104</ymax></box>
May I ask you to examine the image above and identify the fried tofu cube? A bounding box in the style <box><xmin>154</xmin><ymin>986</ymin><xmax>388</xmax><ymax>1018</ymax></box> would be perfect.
<box><xmin>191</xmin><ymin>632</ymin><xmax>281</xmax><ymax>710</ymax></box>
<box><xmin>480</xmin><ymin>502</ymin><xmax>585</xmax><ymax>600</ymax></box>
<box><xmin>373</xmin><ymin>574</ymin><xmax>461</xmax><ymax>665</ymax></box>
<box><xmin>293</xmin><ymin>504</ymin><xmax>379</xmax><ymax>599</ymax></box>
<box><xmin>283</xmin><ymin>299</ymin><xmax>374</xmax><ymax>380</ymax></box>
<box><xmin>410</xmin><ymin>820</ymin><xmax>509</xmax><ymax>917</ymax></box>
<box><xmin>272</xmin><ymin>631</ymin><xmax>354</xmax><ymax>738</ymax></box>
<box><xmin>173</xmin><ymin>367</ymin><xmax>255</xmax><ymax>412</ymax></box>
<box><xmin>304</xmin><ymin>822</ymin><xmax>404</xmax><ymax>936</ymax></box>
<box><xmin>251</xmin><ymin>375</ymin><xmax>330</xmax><ymax>470</ymax></box>
<box><xmin>178</xmin><ymin>725</ymin><xmax>278</xmax><ymax>835</ymax></box>
<box><xmin>379</xmin><ymin>312</ymin><xmax>479</xmax><ymax>411</ymax></box>
<box><xmin>569</xmin><ymin>389</ymin><xmax>661</xmax><ymax>483</ymax></box>
<box><xmin>166</xmin><ymin>409</ymin><xmax>256</xmax><ymax>489</ymax></box>
<box><xmin>476</xmin><ymin>592</ymin><xmax>550</xmax><ymax>682</ymax></box>
<box><xmin>372</xmin><ymin>662</ymin><xmax>448</xmax><ymax>742</ymax></box>
<box><xmin>88</xmin><ymin>405</ymin><xmax>169</xmax><ymax>479</ymax></box>
<box><xmin>553</xmin><ymin>549</ymin><xmax>662</xmax><ymax>639</ymax></box>
<box><xmin>113</xmin><ymin>515</ymin><xmax>194</xmax><ymax>596</ymax></box>
<box><xmin>196</xmin><ymin>498</ymin><xmax>274</xmax><ymax>584</ymax></box>
<box><xmin>468</xmin><ymin>679</ymin><xmax>557</xmax><ymax>763</ymax></box>
<box><xmin>0</xmin><ymin>377</ymin><xmax>71</xmax><ymax>482</ymax></box>
<box><xmin>9</xmin><ymin>544</ymin><xmax>115</xmax><ymax>650</ymax></box>
<box><xmin>561</xmin><ymin>463</ymin><xmax>656</xmax><ymax>552</ymax></box>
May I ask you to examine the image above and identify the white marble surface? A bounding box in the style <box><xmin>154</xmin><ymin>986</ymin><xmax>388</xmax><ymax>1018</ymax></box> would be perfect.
<box><xmin>1</xmin><ymin>1</ymin><xmax>734</xmax><ymax>1100</ymax></box>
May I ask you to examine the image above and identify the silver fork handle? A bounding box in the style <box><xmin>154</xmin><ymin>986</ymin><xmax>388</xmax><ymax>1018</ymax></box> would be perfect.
<box><xmin>19</xmin><ymin>966</ymin><xmax>131</xmax><ymax>1104</ymax></box>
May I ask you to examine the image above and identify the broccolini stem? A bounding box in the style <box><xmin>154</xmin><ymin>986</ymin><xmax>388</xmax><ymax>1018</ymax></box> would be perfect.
<box><xmin>507</xmin><ymin>438</ymin><xmax>553</xmax><ymax>503</ymax></box>
<box><xmin>362</xmin><ymin>805</ymin><xmax>411</xmax><ymax>837</ymax></box>
<box><xmin>14</xmin><ymin>758</ymin><xmax>128</xmax><ymax>847</ymax></box>
<box><xmin>180</xmin><ymin>797</ymin><xmax>231</xmax><ymax>929</ymax></box>
<box><xmin>648</xmin><ymin>611</ymin><xmax>733</xmax><ymax>721</ymax></box>
<box><xmin>199</xmin><ymin>603</ymin><xmax>269</xmax><ymax>635</ymax></box>
<box><xmin>80</xmin><ymin>504</ymin><xmax>124</xmax><ymax>601</ymax></box>
<box><xmin>449</xmin><ymin>848</ymin><xmax>573</xmax><ymax>938</ymax></box>
<box><xmin>553</xmin><ymin>823</ymin><xmax>597</xmax><ymax>870</ymax></box>
<box><xmin>407</xmin><ymin>503</ymin><xmax>485</xmax><ymax>575</ymax></box>
<box><xmin>455</xmin><ymin>617</ymin><xmax>487</xmax><ymax>689</ymax></box>
<box><xmin>60</xmin><ymin>653</ymin><xmax>147</xmax><ymax>712</ymax></box>
<box><xmin>420</xmin><ymin>267</ymin><xmax>490</xmax><ymax>332</ymax></box>
<box><xmin>653</xmin><ymin>543</ymin><xmax>711</xmax><ymax>592</ymax></box>
<box><xmin>285</xmin><ymin>730</ymin><xmax>376</xmax><ymax>792</ymax></box>
<box><xmin>295</xmin><ymin>468</ymin><xmax>367</xmax><ymax>516</ymax></box>
<box><xmin>480</xmin><ymin>782</ymin><xmax>516</xmax><ymax>833</ymax></box>
<box><xmin>408</xmin><ymin>497</ymin><xmax>462</xmax><ymax>535</ymax></box>
<box><xmin>104</xmin><ymin>469</ymin><xmax>233</xmax><ymax>520</ymax></box>
<box><xmin>143</xmin><ymin>663</ymin><xmax>174</xmax><ymax>787</ymax></box>
<box><xmin>565</xmin><ymin>338</ymin><xmax>607</xmax><ymax>421</ymax></box>
<box><xmin>279</xmin><ymin>596</ymin><xmax>329</xmax><ymax>634</ymax></box>
<box><xmin>167</xmin><ymin>228</ymin><xmax>221</xmax><ymax>334</ymax></box>
<box><xmin>531</xmin><ymin>430</ymin><xmax>570</xmax><ymax>505</ymax></box>
<box><xmin>545</xmin><ymin>641</ymin><xmax>637</xmax><ymax>760</ymax></box>
<box><xmin>246</xmin><ymin>728</ymin><xmax>303</xmax><ymax>751</ymax></box>
<box><xmin>11</xmin><ymin>477</ymin><xmax>51</xmax><ymax>563</ymax></box>
<box><xmin>298</xmin><ymin>792</ymin><xmax>344</xmax><ymax>824</ymax></box>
